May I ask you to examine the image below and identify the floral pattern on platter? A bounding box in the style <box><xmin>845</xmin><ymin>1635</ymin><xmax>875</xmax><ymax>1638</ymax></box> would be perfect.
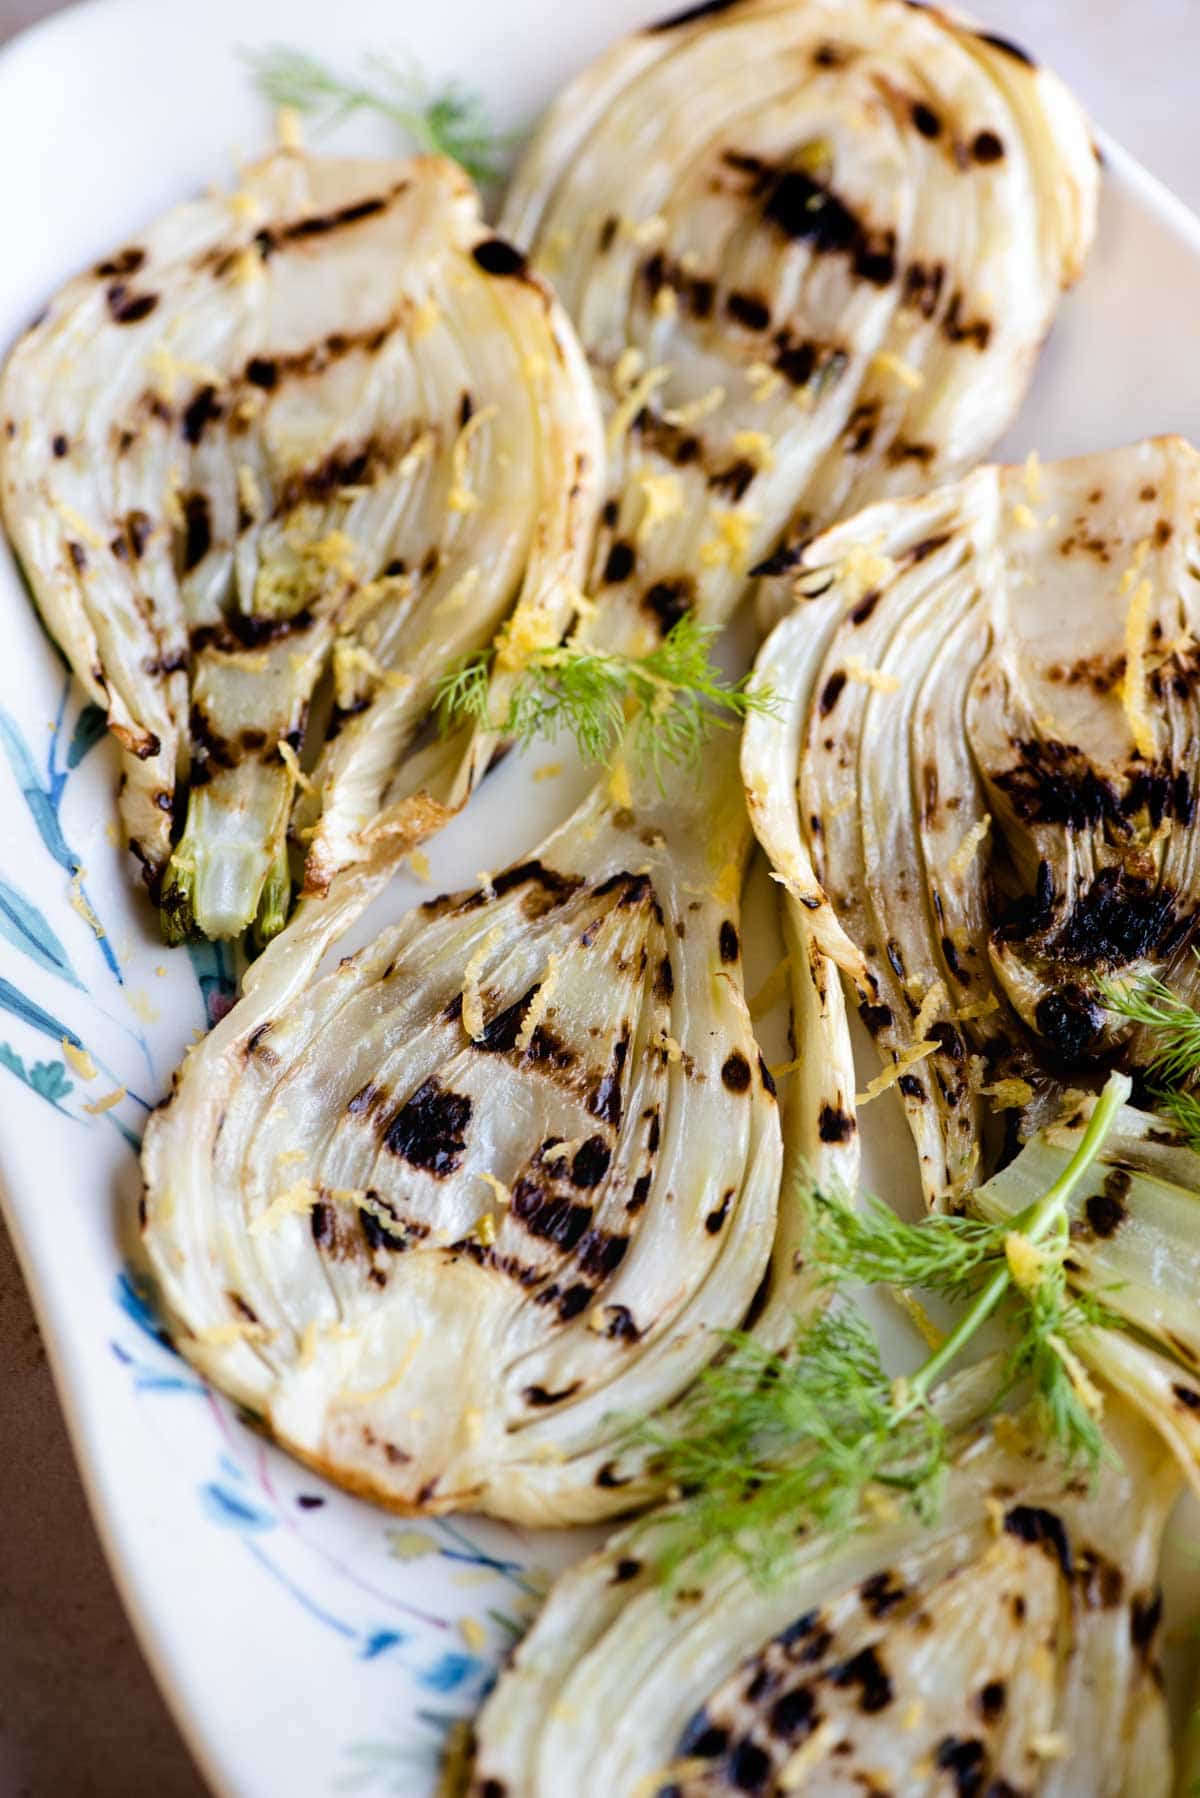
<box><xmin>0</xmin><ymin>671</ymin><xmax>559</xmax><ymax>1794</ymax></box>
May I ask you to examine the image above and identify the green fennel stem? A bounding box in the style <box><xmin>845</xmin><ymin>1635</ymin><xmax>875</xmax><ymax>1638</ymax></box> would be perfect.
<box><xmin>899</xmin><ymin>1069</ymin><xmax>1132</xmax><ymax>1413</ymax></box>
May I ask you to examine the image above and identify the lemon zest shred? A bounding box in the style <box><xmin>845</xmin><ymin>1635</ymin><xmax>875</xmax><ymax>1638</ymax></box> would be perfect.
<box><xmin>62</xmin><ymin>1038</ymin><xmax>97</xmax><ymax>1080</ymax></box>
<box><xmin>461</xmin><ymin>925</ymin><xmax>504</xmax><ymax>1041</ymax></box>
<box><xmin>516</xmin><ymin>954</ymin><xmax>561</xmax><ymax>1052</ymax></box>
<box><xmin>83</xmin><ymin>1086</ymin><xmax>125</xmax><ymax>1114</ymax></box>
<box><xmin>1121</xmin><ymin>575</ymin><xmax>1156</xmax><ymax>757</ymax></box>
<box><xmin>947</xmin><ymin>813</ymin><xmax>992</xmax><ymax>880</ymax></box>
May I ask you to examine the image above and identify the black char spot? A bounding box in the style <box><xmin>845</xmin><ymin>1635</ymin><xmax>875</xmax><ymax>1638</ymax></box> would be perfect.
<box><xmin>829</xmin><ymin>1645</ymin><xmax>892</xmax><ymax>1713</ymax></box>
<box><xmin>818</xmin><ymin>1103</ymin><xmax>853</xmax><ymax>1142</ymax></box>
<box><xmin>612</xmin><ymin>1556</ymin><xmax>642</xmax><ymax>1582</ymax></box>
<box><xmin>719</xmin><ymin>921</ymin><xmax>739</xmax><ymax>962</ymax></box>
<box><xmin>571</xmin><ymin>1137</ymin><xmax>612</xmax><ymax>1189</ymax></box>
<box><xmin>935</xmin><ymin>1735</ymin><xmax>987</xmax><ymax>1796</ymax></box>
<box><xmin>1004</xmin><ymin>1505</ymin><xmax>1072</xmax><ymax>1577</ymax></box>
<box><xmin>382</xmin><ymin>1080</ymin><xmax>472</xmax><ymax>1176</ymax></box>
<box><xmin>604</xmin><ymin>540</ymin><xmax>636</xmax><ymax>584</ymax></box>
<box><xmin>472</xmin><ymin>237</ymin><xmax>528</xmax><ymax>277</ymax></box>
<box><xmin>721</xmin><ymin>1051</ymin><xmax>752</xmax><ymax>1093</ymax></box>
<box><xmin>106</xmin><ymin>283</ymin><xmax>159</xmax><ymax>324</ymax></box>
<box><xmin>912</xmin><ymin>100</ymin><xmax>941</xmax><ymax>137</ymax></box>
<box><xmin>182</xmin><ymin>384</ymin><xmax>221</xmax><ymax>444</ymax></box>
<box><xmin>972</xmin><ymin>129</ymin><xmax>1005</xmax><ymax>163</ymax></box>
<box><xmin>647</xmin><ymin>0</ymin><xmax>738</xmax><ymax>28</ymax></box>
<box><xmin>182</xmin><ymin>492</ymin><xmax>212</xmax><ymax>571</ymax></box>
<box><xmin>769</xmin><ymin>1685</ymin><xmax>816</xmax><ymax>1740</ymax></box>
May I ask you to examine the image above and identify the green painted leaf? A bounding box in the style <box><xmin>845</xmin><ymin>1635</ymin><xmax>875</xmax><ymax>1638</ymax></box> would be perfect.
<box><xmin>66</xmin><ymin>703</ymin><xmax>109</xmax><ymax>770</ymax></box>
<box><xmin>28</xmin><ymin>1059</ymin><xmax>72</xmax><ymax>1102</ymax></box>
<box><xmin>0</xmin><ymin>875</ymin><xmax>83</xmax><ymax>987</ymax></box>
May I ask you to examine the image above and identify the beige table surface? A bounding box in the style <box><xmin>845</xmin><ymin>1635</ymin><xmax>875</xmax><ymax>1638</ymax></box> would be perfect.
<box><xmin>3</xmin><ymin>1</ymin><xmax>1200</xmax><ymax>1794</ymax></box>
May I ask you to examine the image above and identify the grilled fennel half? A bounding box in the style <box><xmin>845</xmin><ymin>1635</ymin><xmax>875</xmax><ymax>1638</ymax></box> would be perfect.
<box><xmin>0</xmin><ymin>150</ymin><xmax>601</xmax><ymax>942</ymax></box>
<box><xmin>501</xmin><ymin>0</ymin><xmax>1097</xmax><ymax>640</ymax></box>
<box><xmin>141</xmin><ymin>735</ymin><xmax>801</xmax><ymax>1524</ymax></box>
<box><xmin>744</xmin><ymin>437</ymin><xmax>1200</xmax><ymax>1204</ymax></box>
<box><xmin>472</xmin><ymin>1392</ymin><xmax>1176</xmax><ymax>1798</ymax></box>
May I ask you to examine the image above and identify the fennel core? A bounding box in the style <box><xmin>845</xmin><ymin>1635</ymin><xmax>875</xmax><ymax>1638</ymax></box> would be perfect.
<box><xmin>629</xmin><ymin>1071</ymin><xmax>1131</xmax><ymax>1584</ymax></box>
<box><xmin>435</xmin><ymin>613</ymin><xmax>776</xmax><ymax>775</ymax></box>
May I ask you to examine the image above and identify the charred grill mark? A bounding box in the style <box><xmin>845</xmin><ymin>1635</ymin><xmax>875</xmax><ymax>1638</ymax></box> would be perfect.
<box><xmin>67</xmin><ymin>541</ymin><xmax>87</xmax><ymax>573</ymax></box>
<box><xmin>902</xmin><ymin>259</ymin><xmax>945</xmax><ymax>318</ymax></box>
<box><xmin>512</xmin><ymin>1172</ymin><xmax>593</xmax><ymax>1250</ymax></box>
<box><xmin>612</xmin><ymin>1557</ymin><xmax>641</xmax><ymax>1583</ymax></box>
<box><xmin>1174</xmin><ymin>1383</ymin><xmax>1200</xmax><ymax>1410</ymax></box>
<box><xmin>1005</xmin><ymin>1504</ymin><xmax>1072</xmax><ymax>1576</ymax></box>
<box><xmin>706</xmin><ymin>1192</ymin><xmax>732</xmax><ymax>1233</ymax></box>
<box><xmin>641</xmin><ymin>576</ymin><xmax>693</xmax><ymax>632</ymax></box>
<box><xmin>590</xmin><ymin>1034</ymin><xmax>629</xmax><ymax>1127</ymax></box>
<box><xmin>106</xmin><ymin>283</ymin><xmax>159</xmax><ymax>325</ymax></box>
<box><xmin>1077</xmin><ymin>1548</ymin><xmax>1125</xmax><ymax>1609</ymax></box>
<box><xmin>845</xmin><ymin>399</ymin><xmax>879</xmax><ymax>455</ymax></box>
<box><xmin>647</xmin><ymin>0</ymin><xmax>739</xmax><ymax>28</ymax></box>
<box><xmin>571</xmin><ymin>1137</ymin><xmax>613</xmax><ymax>1189</ymax></box>
<box><xmin>859</xmin><ymin>1000</ymin><xmax>894</xmax><ymax>1032</ymax></box>
<box><xmin>820</xmin><ymin>671</ymin><xmax>846</xmax><ymax>716</ymax></box>
<box><xmin>972</xmin><ymin>129</ymin><xmax>1005</xmax><ymax>163</ymax></box>
<box><xmin>489</xmin><ymin>859</ymin><xmax>584</xmax><ymax>917</ymax></box>
<box><xmin>597</xmin><ymin>214</ymin><xmax>619</xmax><ymax>254</ymax></box>
<box><xmin>639</xmin><ymin>249</ymin><xmax>717</xmax><ymax>322</ymax></box>
<box><xmin>279</xmin><ymin>192</ymin><xmax>393</xmax><ymax>243</ymax></box>
<box><xmin>976</xmin><ymin>27</ymin><xmax>1036</xmax><ymax>65</ymax></box>
<box><xmin>678</xmin><ymin>1710</ymin><xmax>729</xmax><ymax>1757</ymax></box>
<box><xmin>709</xmin><ymin>457</ymin><xmax>757</xmax><ymax>502</ymax></box>
<box><xmin>359</xmin><ymin>1195</ymin><xmax>413</xmax><ymax>1252</ymax></box>
<box><xmin>190</xmin><ymin>607</ymin><xmax>315</xmax><ymax>655</ymax></box>
<box><xmin>126</xmin><ymin>509</ymin><xmax>152</xmax><ymax>559</ymax></box>
<box><xmin>762</xmin><ymin>167</ymin><xmax>895</xmax><ymax>285</ymax></box>
<box><xmin>188</xmin><ymin>699</ymin><xmax>236</xmax><ymax>772</ymax></box>
<box><xmin>943</xmin><ymin>291</ymin><xmax>992</xmax><ymax>350</ymax></box>
<box><xmin>603</xmin><ymin>539</ymin><xmax>636</xmax><ymax>584</ymax></box>
<box><xmin>1131</xmin><ymin>1589</ymin><xmax>1163</xmax><ymax>1658</ymax></box>
<box><xmin>912</xmin><ymin>101</ymin><xmax>942</xmax><ymax>137</ymax></box>
<box><xmin>577</xmin><ymin>1227</ymin><xmax>628</xmax><ymax>1278</ymax></box>
<box><xmin>721</xmin><ymin>1051</ymin><xmax>752</xmax><ymax>1093</ymax></box>
<box><xmin>888</xmin><ymin>438</ymin><xmax>936</xmax><ymax>467</ymax></box>
<box><xmin>818</xmin><ymin>1103</ymin><xmax>854</xmax><ymax>1142</ymax></box>
<box><xmin>628</xmin><ymin>1173</ymin><xmax>652</xmax><ymax>1212</ymax></box>
<box><xmin>51</xmin><ymin>433</ymin><xmax>68</xmax><ymax>458</ymax></box>
<box><xmin>726</xmin><ymin>288</ymin><xmax>771</xmax><ymax>331</ymax></box>
<box><xmin>245</xmin><ymin>355</ymin><xmax>278</xmax><ymax>389</ymax></box>
<box><xmin>596</xmin><ymin>1460</ymin><xmax>632</xmax><ymax>1487</ymax></box>
<box><xmin>274</xmin><ymin>429</ymin><xmax>415</xmax><ymax>513</ymax></box>
<box><xmin>655</xmin><ymin>955</ymin><xmax>674</xmax><ymax>999</ymax></box>
<box><xmin>600</xmin><ymin>1303</ymin><xmax>641</xmax><ymax>1341</ymax></box>
<box><xmin>861</xmin><ymin>1570</ymin><xmax>907</xmax><ymax>1616</ymax></box>
<box><xmin>523</xmin><ymin>1380</ymin><xmax>581</xmax><ymax>1406</ymax></box>
<box><xmin>1085</xmin><ymin>1169</ymin><xmax>1129</xmax><ymax>1237</ymax></box>
<box><xmin>472</xmin><ymin>237</ymin><xmax>529</xmax><ymax>278</ymax></box>
<box><xmin>347</xmin><ymin>1081</ymin><xmax>384</xmax><ymax>1116</ymax></box>
<box><xmin>828</xmin><ymin>1645</ymin><xmax>892</xmax><ymax>1713</ymax></box>
<box><xmin>935</xmin><ymin>1735</ymin><xmax>988</xmax><ymax>1794</ymax></box>
<box><xmin>182</xmin><ymin>384</ymin><xmax>222</xmax><ymax>444</ymax></box>
<box><xmin>182</xmin><ymin>492</ymin><xmax>212</xmax><ymax>571</ymax></box>
<box><xmin>310</xmin><ymin>1199</ymin><xmax>334</xmax><ymax>1245</ymax></box>
<box><xmin>977</xmin><ymin>1680</ymin><xmax>1007</xmax><ymax>1722</ymax></box>
<box><xmin>96</xmin><ymin>246</ymin><xmax>146</xmax><ymax>278</ymax></box>
<box><xmin>382</xmin><ymin>1079</ymin><xmax>472</xmax><ymax>1175</ymax></box>
<box><xmin>994</xmin><ymin>738</ymin><xmax>1122</xmax><ymax>828</ymax></box>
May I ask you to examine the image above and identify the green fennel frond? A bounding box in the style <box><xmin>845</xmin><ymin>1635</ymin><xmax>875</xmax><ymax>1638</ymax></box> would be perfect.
<box><xmin>628</xmin><ymin>1308</ymin><xmax>947</xmax><ymax>1586</ymax></box>
<box><xmin>434</xmin><ymin>614</ymin><xmax>776</xmax><ymax>775</ymax></box>
<box><xmin>812</xmin><ymin>1187</ymin><xmax>1002</xmax><ymax>1300</ymax></box>
<box><xmin>628</xmin><ymin>1074</ymin><xmax>1130</xmax><ymax>1583</ymax></box>
<box><xmin>1098</xmin><ymin>962</ymin><xmax>1200</xmax><ymax>1149</ymax></box>
<box><xmin>244</xmin><ymin>46</ymin><xmax>507</xmax><ymax>184</ymax></box>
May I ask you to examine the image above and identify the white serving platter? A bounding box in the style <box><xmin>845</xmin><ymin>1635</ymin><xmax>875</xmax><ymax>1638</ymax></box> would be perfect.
<box><xmin>1</xmin><ymin>2</ymin><xmax>1199</xmax><ymax>1794</ymax></box>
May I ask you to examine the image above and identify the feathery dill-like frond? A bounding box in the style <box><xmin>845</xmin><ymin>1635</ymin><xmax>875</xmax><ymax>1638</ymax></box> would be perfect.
<box><xmin>245</xmin><ymin>46</ymin><xmax>507</xmax><ymax>184</ymax></box>
<box><xmin>435</xmin><ymin>613</ymin><xmax>776</xmax><ymax>774</ymax></box>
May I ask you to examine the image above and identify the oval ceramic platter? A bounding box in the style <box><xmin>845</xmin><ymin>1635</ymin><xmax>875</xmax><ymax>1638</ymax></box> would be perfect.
<box><xmin>2</xmin><ymin>3</ymin><xmax>1200</xmax><ymax>1795</ymax></box>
